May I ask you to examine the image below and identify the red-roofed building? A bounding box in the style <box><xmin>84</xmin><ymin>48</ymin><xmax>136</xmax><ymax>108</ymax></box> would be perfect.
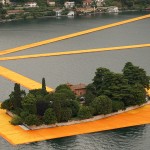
<box><xmin>83</xmin><ymin>0</ymin><xmax>92</xmax><ymax>7</ymax></box>
<box><xmin>67</xmin><ymin>83</ymin><xmax>87</xmax><ymax>96</ymax></box>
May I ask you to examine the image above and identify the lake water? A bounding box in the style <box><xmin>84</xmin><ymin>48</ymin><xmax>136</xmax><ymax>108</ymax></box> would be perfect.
<box><xmin>0</xmin><ymin>12</ymin><xmax>150</xmax><ymax>149</ymax></box>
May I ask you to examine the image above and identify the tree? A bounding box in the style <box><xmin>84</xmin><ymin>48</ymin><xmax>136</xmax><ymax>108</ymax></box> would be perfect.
<box><xmin>1</xmin><ymin>99</ymin><xmax>12</xmax><ymax>110</ymax></box>
<box><xmin>123</xmin><ymin>62</ymin><xmax>149</xmax><ymax>89</ymax></box>
<box><xmin>56</xmin><ymin>89</ymin><xmax>76</xmax><ymax>100</ymax></box>
<box><xmin>24</xmin><ymin>114</ymin><xmax>39</xmax><ymax>126</ymax></box>
<box><xmin>86</xmin><ymin>83</ymin><xmax>97</xmax><ymax>95</ymax></box>
<box><xmin>43</xmin><ymin>108</ymin><xmax>57</xmax><ymax>125</ymax></box>
<box><xmin>60</xmin><ymin>100</ymin><xmax>80</xmax><ymax>117</ymax></box>
<box><xmin>91</xmin><ymin>95</ymin><xmax>112</xmax><ymax>115</ymax></box>
<box><xmin>131</xmin><ymin>84</ymin><xmax>146</xmax><ymax>105</ymax></box>
<box><xmin>84</xmin><ymin>91</ymin><xmax>95</xmax><ymax>105</ymax></box>
<box><xmin>22</xmin><ymin>93</ymin><xmax>37</xmax><ymax>114</ymax></box>
<box><xmin>53</xmin><ymin>100</ymin><xmax>62</xmax><ymax>122</ymax></box>
<box><xmin>68</xmin><ymin>100</ymin><xmax>80</xmax><ymax>117</ymax></box>
<box><xmin>55</xmin><ymin>0</ymin><xmax>65</xmax><ymax>6</ymax></box>
<box><xmin>100</xmin><ymin>73</ymin><xmax>128</xmax><ymax>100</ymax></box>
<box><xmin>36</xmin><ymin>99</ymin><xmax>49</xmax><ymax>116</ymax></box>
<box><xmin>0</xmin><ymin>3</ymin><xmax>3</xmax><ymax>9</ymax></box>
<box><xmin>55</xmin><ymin>84</ymin><xmax>71</xmax><ymax>92</ymax></box>
<box><xmin>10</xmin><ymin>115</ymin><xmax>23</xmax><ymax>125</ymax></box>
<box><xmin>60</xmin><ymin>108</ymin><xmax>72</xmax><ymax>122</ymax></box>
<box><xmin>78</xmin><ymin>106</ymin><xmax>92</xmax><ymax>119</ymax></box>
<box><xmin>92</xmin><ymin>68</ymin><xmax>112</xmax><ymax>95</ymax></box>
<box><xmin>112</xmin><ymin>101</ymin><xmax>125</xmax><ymax>112</ymax></box>
<box><xmin>121</xmin><ymin>85</ymin><xmax>137</xmax><ymax>107</ymax></box>
<box><xmin>10</xmin><ymin>83</ymin><xmax>25</xmax><ymax>109</ymax></box>
<box><xmin>41</xmin><ymin>78</ymin><xmax>48</xmax><ymax>95</ymax></box>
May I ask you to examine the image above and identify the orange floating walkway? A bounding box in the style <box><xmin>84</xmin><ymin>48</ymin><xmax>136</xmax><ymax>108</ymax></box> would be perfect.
<box><xmin>0</xmin><ymin>43</ymin><xmax>150</xmax><ymax>61</ymax></box>
<box><xmin>0</xmin><ymin>103</ymin><xmax>150</xmax><ymax>145</ymax></box>
<box><xmin>0</xmin><ymin>66</ymin><xmax>54</xmax><ymax>92</ymax></box>
<box><xmin>0</xmin><ymin>14</ymin><xmax>150</xmax><ymax>56</ymax></box>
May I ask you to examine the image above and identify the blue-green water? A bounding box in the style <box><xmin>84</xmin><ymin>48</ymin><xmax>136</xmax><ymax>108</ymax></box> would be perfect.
<box><xmin>1</xmin><ymin>125</ymin><xmax>150</xmax><ymax>150</ymax></box>
<box><xmin>0</xmin><ymin>12</ymin><xmax>150</xmax><ymax>149</ymax></box>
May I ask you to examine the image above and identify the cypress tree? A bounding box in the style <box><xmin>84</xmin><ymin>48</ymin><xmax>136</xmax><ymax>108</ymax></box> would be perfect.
<box><xmin>42</xmin><ymin>78</ymin><xmax>47</xmax><ymax>95</ymax></box>
<box><xmin>11</xmin><ymin>83</ymin><xmax>22</xmax><ymax>109</ymax></box>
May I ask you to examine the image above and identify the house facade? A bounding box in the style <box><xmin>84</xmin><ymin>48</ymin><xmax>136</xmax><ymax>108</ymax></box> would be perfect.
<box><xmin>0</xmin><ymin>0</ymin><xmax>10</xmax><ymax>5</ymax></box>
<box><xmin>108</xmin><ymin>6</ymin><xmax>119</xmax><ymax>13</ymax></box>
<box><xmin>47</xmin><ymin>0</ymin><xmax>55</xmax><ymax>6</ymax></box>
<box><xmin>83</xmin><ymin>0</ymin><xmax>92</xmax><ymax>7</ymax></box>
<box><xmin>24</xmin><ymin>2</ymin><xmax>38</xmax><ymax>8</ymax></box>
<box><xmin>96</xmin><ymin>0</ymin><xmax>104</xmax><ymax>7</ymax></box>
<box><xmin>67</xmin><ymin>83</ymin><xmax>87</xmax><ymax>96</ymax></box>
<box><xmin>64</xmin><ymin>1</ymin><xmax>75</xmax><ymax>9</ymax></box>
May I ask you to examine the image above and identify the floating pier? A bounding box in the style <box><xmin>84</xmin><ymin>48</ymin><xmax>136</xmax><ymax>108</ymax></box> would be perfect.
<box><xmin>0</xmin><ymin>14</ymin><xmax>150</xmax><ymax>145</ymax></box>
<box><xmin>0</xmin><ymin>43</ymin><xmax>150</xmax><ymax>61</ymax></box>
<box><xmin>0</xmin><ymin>103</ymin><xmax>150</xmax><ymax>145</ymax></box>
<box><xmin>0</xmin><ymin>14</ymin><xmax>150</xmax><ymax>56</ymax></box>
<box><xmin>0</xmin><ymin>66</ymin><xmax>54</xmax><ymax>92</ymax></box>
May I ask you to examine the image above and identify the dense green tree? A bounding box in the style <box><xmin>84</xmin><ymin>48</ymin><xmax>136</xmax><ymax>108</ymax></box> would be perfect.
<box><xmin>1</xmin><ymin>99</ymin><xmax>12</xmax><ymax>110</ymax></box>
<box><xmin>121</xmin><ymin>85</ymin><xmax>137</xmax><ymax>107</ymax></box>
<box><xmin>60</xmin><ymin>108</ymin><xmax>72</xmax><ymax>122</ymax></box>
<box><xmin>20</xmin><ymin>111</ymin><xmax>30</xmax><ymax>119</ymax></box>
<box><xmin>35</xmin><ymin>0</ymin><xmax>47</xmax><ymax>7</ymax></box>
<box><xmin>10</xmin><ymin>83</ymin><xmax>25</xmax><ymax>109</ymax></box>
<box><xmin>36</xmin><ymin>99</ymin><xmax>49</xmax><ymax>116</ymax></box>
<box><xmin>74</xmin><ymin>0</ymin><xmax>83</xmax><ymax>5</ymax></box>
<box><xmin>84</xmin><ymin>91</ymin><xmax>95</xmax><ymax>105</ymax></box>
<box><xmin>69</xmin><ymin>100</ymin><xmax>80</xmax><ymax>117</ymax></box>
<box><xmin>112</xmin><ymin>101</ymin><xmax>125</xmax><ymax>112</ymax></box>
<box><xmin>53</xmin><ymin>99</ymin><xmax>62</xmax><ymax>122</ymax></box>
<box><xmin>0</xmin><ymin>3</ymin><xmax>3</xmax><ymax>9</ymax></box>
<box><xmin>43</xmin><ymin>108</ymin><xmax>57</xmax><ymax>125</ymax></box>
<box><xmin>78</xmin><ymin>106</ymin><xmax>92</xmax><ymax>119</ymax></box>
<box><xmin>86</xmin><ymin>83</ymin><xmax>97</xmax><ymax>96</ymax></box>
<box><xmin>132</xmin><ymin>84</ymin><xmax>146</xmax><ymax>105</ymax></box>
<box><xmin>91</xmin><ymin>95</ymin><xmax>112</xmax><ymax>115</ymax></box>
<box><xmin>24</xmin><ymin>114</ymin><xmax>39</xmax><ymax>126</ymax></box>
<box><xmin>55</xmin><ymin>84</ymin><xmax>70</xmax><ymax>92</ymax></box>
<box><xmin>100</xmin><ymin>73</ymin><xmax>128</xmax><ymax>99</ymax></box>
<box><xmin>55</xmin><ymin>0</ymin><xmax>65</xmax><ymax>6</ymax></box>
<box><xmin>56</xmin><ymin>89</ymin><xmax>76</xmax><ymax>100</ymax></box>
<box><xmin>123</xmin><ymin>62</ymin><xmax>149</xmax><ymax>89</ymax></box>
<box><xmin>22</xmin><ymin>93</ymin><xmax>37</xmax><ymax>114</ymax></box>
<box><xmin>41</xmin><ymin>77</ymin><xmax>48</xmax><ymax>95</ymax></box>
<box><xmin>10</xmin><ymin>115</ymin><xmax>23</xmax><ymax>125</ymax></box>
<box><xmin>92</xmin><ymin>67</ymin><xmax>112</xmax><ymax>94</ymax></box>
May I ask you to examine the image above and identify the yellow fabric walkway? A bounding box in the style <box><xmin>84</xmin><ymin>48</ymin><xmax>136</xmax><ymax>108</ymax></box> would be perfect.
<box><xmin>0</xmin><ymin>14</ymin><xmax>150</xmax><ymax>56</ymax></box>
<box><xmin>0</xmin><ymin>43</ymin><xmax>150</xmax><ymax>61</ymax></box>
<box><xmin>0</xmin><ymin>66</ymin><xmax>54</xmax><ymax>92</ymax></box>
<box><xmin>0</xmin><ymin>103</ymin><xmax>150</xmax><ymax>145</ymax></box>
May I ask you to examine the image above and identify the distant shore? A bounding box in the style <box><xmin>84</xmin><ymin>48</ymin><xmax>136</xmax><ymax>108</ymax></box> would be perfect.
<box><xmin>0</xmin><ymin>9</ymin><xmax>149</xmax><ymax>24</ymax></box>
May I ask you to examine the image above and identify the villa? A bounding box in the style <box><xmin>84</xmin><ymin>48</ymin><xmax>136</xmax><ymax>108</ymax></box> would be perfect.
<box><xmin>64</xmin><ymin>1</ymin><xmax>75</xmax><ymax>9</ymax></box>
<box><xmin>0</xmin><ymin>0</ymin><xmax>10</xmax><ymax>5</ymax></box>
<box><xmin>47</xmin><ymin>0</ymin><xmax>55</xmax><ymax>6</ymax></box>
<box><xmin>67</xmin><ymin>83</ymin><xmax>87</xmax><ymax>96</ymax></box>
<box><xmin>24</xmin><ymin>2</ymin><xmax>38</xmax><ymax>8</ymax></box>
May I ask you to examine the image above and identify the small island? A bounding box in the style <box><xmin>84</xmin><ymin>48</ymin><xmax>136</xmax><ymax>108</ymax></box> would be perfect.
<box><xmin>1</xmin><ymin>62</ymin><xmax>150</xmax><ymax>129</ymax></box>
